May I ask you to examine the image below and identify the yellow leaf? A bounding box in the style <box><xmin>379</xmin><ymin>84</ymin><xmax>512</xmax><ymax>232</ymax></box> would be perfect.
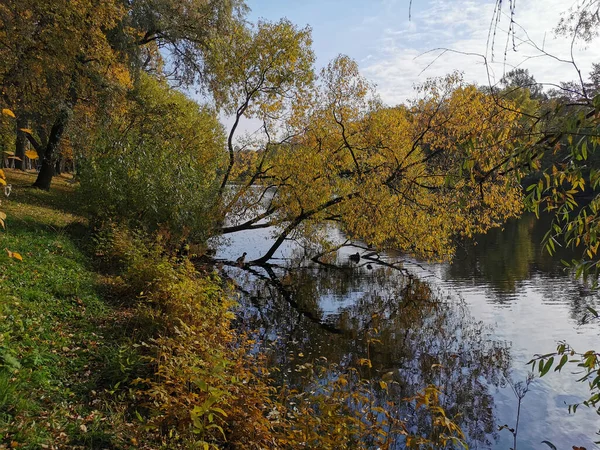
<box><xmin>0</xmin><ymin>218</ymin><xmax>4</xmax><ymax>229</ymax></box>
<box><xmin>358</xmin><ymin>358</ymin><xmax>372</xmax><ymax>368</ymax></box>
<box><xmin>0</xmin><ymin>211</ymin><xmax>6</xmax><ymax>220</ymax></box>
<box><xmin>5</xmin><ymin>249</ymin><xmax>23</xmax><ymax>261</ymax></box>
<box><xmin>0</xmin><ymin>169</ymin><xmax>5</xmax><ymax>178</ymax></box>
<box><xmin>2</xmin><ymin>108</ymin><xmax>15</xmax><ymax>118</ymax></box>
<box><xmin>19</xmin><ymin>128</ymin><xmax>33</xmax><ymax>135</ymax></box>
<box><xmin>25</xmin><ymin>150</ymin><xmax>38</xmax><ymax>160</ymax></box>
<box><xmin>0</xmin><ymin>178</ymin><xmax>5</xmax><ymax>186</ymax></box>
<box><xmin>379</xmin><ymin>380</ymin><xmax>388</xmax><ymax>390</ymax></box>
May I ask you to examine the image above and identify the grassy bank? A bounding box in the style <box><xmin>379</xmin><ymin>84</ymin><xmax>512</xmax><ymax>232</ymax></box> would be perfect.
<box><xmin>0</xmin><ymin>171</ymin><xmax>129</xmax><ymax>448</ymax></box>
<box><xmin>0</xmin><ymin>171</ymin><xmax>274</xmax><ymax>449</ymax></box>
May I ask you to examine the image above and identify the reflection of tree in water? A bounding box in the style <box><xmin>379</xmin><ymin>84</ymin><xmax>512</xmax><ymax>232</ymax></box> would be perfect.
<box><xmin>229</xmin><ymin>262</ymin><xmax>511</xmax><ymax>448</ymax></box>
<box><xmin>525</xmin><ymin>274</ymin><xmax>600</xmax><ymax>324</ymax></box>
<box><xmin>447</xmin><ymin>213</ymin><xmax>600</xmax><ymax>317</ymax></box>
<box><xmin>450</xmin><ymin>214</ymin><xmax>536</xmax><ymax>293</ymax></box>
<box><xmin>449</xmin><ymin>213</ymin><xmax>593</xmax><ymax>289</ymax></box>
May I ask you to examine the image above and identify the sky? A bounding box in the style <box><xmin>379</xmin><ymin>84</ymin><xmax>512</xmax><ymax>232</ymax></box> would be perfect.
<box><xmin>245</xmin><ymin>0</ymin><xmax>600</xmax><ymax>106</ymax></box>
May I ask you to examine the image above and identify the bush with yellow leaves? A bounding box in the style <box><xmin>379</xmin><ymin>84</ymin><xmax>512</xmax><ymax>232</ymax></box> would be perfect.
<box><xmin>96</xmin><ymin>226</ymin><xmax>466</xmax><ymax>449</ymax></box>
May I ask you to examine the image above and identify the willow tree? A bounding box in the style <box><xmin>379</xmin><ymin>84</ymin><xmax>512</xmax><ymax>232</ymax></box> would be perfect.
<box><xmin>78</xmin><ymin>74</ymin><xmax>226</xmax><ymax>242</ymax></box>
<box><xmin>220</xmin><ymin>56</ymin><xmax>524</xmax><ymax>263</ymax></box>
<box><xmin>200</xmin><ymin>18</ymin><xmax>315</xmax><ymax>200</ymax></box>
<box><xmin>129</xmin><ymin>0</ymin><xmax>247</xmax><ymax>84</ymax></box>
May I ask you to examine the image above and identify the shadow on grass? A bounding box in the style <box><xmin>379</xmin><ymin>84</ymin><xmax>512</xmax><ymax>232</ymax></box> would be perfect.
<box><xmin>0</xmin><ymin>170</ymin><xmax>163</xmax><ymax>448</ymax></box>
<box><xmin>3</xmin><ymin>169</ymin><xmax>84</xmax><ymax>218</ymax></box>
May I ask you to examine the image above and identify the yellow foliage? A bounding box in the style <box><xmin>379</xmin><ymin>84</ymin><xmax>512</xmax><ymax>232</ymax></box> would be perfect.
<box><xmin>25</xmin><ymin>150</ymin><xmax>38</xmax><ymax>160</ymax></box>
<box><xmin>233</xmin><ymin>62</ymin><xmax>523</xmax><ymax>261</ymax></box>
<box><xmin>2</xmin><ymin>108</ymin><xmax>15</xmax><ymax>118</ymax></box>
<box><xmin>5</xmin><ymin>248</ymin><xmax>23</xmax><ymax>261</ymax></box>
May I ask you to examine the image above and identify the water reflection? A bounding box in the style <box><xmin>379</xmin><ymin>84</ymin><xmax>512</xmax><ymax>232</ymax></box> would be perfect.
<box><xmin>441</xmin><ymin>213</ymin><xmax>600</xmax><ymax>320</ymax></box>
<box><xmin>217</xmin><ymin>212</ymin><xmax>600</xmax><ymax>449</ymax></box>
<box><xmin>229</xmin><ymin>262</ymin><xmax>511</xmax><ymax>448</ymax></box>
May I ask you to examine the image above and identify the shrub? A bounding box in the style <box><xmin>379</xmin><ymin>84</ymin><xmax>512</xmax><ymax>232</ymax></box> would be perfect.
<box><xmin>97</xmin><ymin>228</ymin><xmax>279</xmax><ymax>448</ymax></box>
<box><xmin>78</xmin><ymin>74</ymin><xmax>226</xmax><ymax>244</ymax></box>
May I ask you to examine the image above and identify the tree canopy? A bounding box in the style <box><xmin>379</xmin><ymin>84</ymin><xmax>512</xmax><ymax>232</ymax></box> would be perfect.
<box><xmin>220</xmin><ymin>57</ymin><xmax>524</xmax><ymax>262</ymax></box>
<box><xmin>0</xmin><ymin>0</ymin><xmax>247</xmax><ymax>190</ymax></box>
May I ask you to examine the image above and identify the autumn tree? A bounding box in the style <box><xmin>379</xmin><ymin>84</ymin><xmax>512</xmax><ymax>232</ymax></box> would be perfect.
<box><xmin>128</xmin><ymin>0</ymin><xmax>247</xmax><ymax>84</ymax></box>
<box><xmin>0</xmin><ymin>0</ymin><xmax>133</xmax><ymax>189</ymax></box>
<box><xmin>201</xmin><ymin>18</ymin><xmax>315</xmax><ymax>200</ymax></box>
<box><xmin>0</xmin><ymin>0</ymin><xmax>248</xmax><ymax>190</ymax></box>
<box><xmin>220</xmin><ymin>56</ymin><xmax>524</xmax><ymax>263</ymax></box>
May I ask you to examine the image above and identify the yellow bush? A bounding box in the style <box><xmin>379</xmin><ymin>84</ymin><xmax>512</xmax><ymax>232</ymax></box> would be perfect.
<box><xmin>97</xmin><ymin>227</ymin><xmax>466</xmax><ymax>449</ymax></box>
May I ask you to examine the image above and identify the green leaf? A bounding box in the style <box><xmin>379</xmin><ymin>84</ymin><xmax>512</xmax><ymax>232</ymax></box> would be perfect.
<box><xmin>210</xmin><ymin>407</ymin><xmax>228</xmax><ymax>417</ymax></box>
<box><xmin>540</xmin><ymin>357</ymin><xmax>554</xmax><ymax>376</ymax></box>
<box><xmin>0</xmin><ymin>351</ymin><xmax>21</xmax><ymax>369</ymax></box>
<box><xmin>554</xmin><ymin>354</ymin><xmax>568</xmax><ymax>372</ymax></box>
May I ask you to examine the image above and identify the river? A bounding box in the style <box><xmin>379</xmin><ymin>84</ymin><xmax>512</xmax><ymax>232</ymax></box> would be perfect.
<box><xmin>215</xmin><ymin>213</ymin><xmax>600</xmax><ymax>449</ymax></box>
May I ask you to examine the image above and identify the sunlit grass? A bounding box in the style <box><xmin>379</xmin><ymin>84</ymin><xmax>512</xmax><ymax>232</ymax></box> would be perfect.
<box><xmin>0</xmin><ymin>171</ymin><xmax>128</xmax><ymax>448</ymax></box>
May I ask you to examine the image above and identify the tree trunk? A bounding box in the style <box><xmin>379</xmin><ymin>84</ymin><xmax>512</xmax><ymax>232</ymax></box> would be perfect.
<box><xmin>33</xmin><ymin>158</ymin><xmax>54</xmax><ymax>191</ymax></box>
<box><xmin>14</xmin><ymin>116</ymin><xmax>27</xmax><ymax>171</ymax></box>
<box><xmin>33</xmin><ymin>69</ymin><xmax>78</xmax><ymax>190</ymax></box>
<box><xmin>33</xmin><ymin>111</ymin><xmax>68</xmax><ymax>190</ymax></box>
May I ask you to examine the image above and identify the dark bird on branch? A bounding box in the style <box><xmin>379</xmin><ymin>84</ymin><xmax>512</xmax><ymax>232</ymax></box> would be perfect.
<box><xmin>236</xmin><ymin>252</ymin><xmax>247</xmax><ymax>266</ymax></box>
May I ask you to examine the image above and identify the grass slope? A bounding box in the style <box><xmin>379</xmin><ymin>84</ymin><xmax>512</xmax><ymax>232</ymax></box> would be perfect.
<box><xmin>0</xmin><ymin>171</ymin><xmax>134</xmax><ymax>449</ymax></box>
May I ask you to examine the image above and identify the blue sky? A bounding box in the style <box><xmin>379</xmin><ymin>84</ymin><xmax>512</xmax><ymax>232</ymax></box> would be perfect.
<box><xmin>246</xmin><ymin>0</ymin><xmax>419</xmax><ymax>65</ymax></box>
<box><xmin>246</xmin><ymin>0</ymin><xmax>600</xmax><ymax>105</ymax></box>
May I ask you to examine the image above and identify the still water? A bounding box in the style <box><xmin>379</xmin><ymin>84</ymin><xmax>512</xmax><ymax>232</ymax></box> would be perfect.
<box><xmin>216</xmin><ymin>213</ymin><xmax>600</xmax><ymax>449</ymax></box>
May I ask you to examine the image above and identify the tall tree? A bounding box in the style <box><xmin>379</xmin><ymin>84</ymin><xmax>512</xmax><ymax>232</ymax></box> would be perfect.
<box><xmin>0</xmin><ymin>0</ymin><xmax>132</xmax><ymax>189</ymax></box>
<box><xmin>203</xmin><ymin>18</ymin><xmax>315</xmax><ymax>199</ymax></box>
<box><xmin>129</xmin><ymin>0</ymin><xmax>248</xmax><ymax>85</ymax></box>
<box><xmin>0</xmin><ymin>0</ymin><xmax>248</xmax><ymax>190</ymax></box>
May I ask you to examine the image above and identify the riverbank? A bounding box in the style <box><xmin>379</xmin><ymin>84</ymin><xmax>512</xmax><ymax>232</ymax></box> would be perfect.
<box><xmin>0</xmin><ymin>170</ymin><xmax>465</xmax><ymax>449</ymax></box>
<box><xmin>0</xmin><ymin>171</ymin><xmax>277</xmax><ymax>448</ymax></box>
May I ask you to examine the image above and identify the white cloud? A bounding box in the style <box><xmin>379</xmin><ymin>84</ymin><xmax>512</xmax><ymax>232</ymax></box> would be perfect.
<box><xmin>361</xmin><ymin>0</ymin><xmax>600</xmax><ymax>105</ymax></box>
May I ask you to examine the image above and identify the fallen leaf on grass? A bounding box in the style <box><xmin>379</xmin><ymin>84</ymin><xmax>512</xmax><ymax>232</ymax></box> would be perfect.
<box><xmin>5</xmin><ymin>249</ymin><xmax>23</xmax><ymax>261</ymax></box>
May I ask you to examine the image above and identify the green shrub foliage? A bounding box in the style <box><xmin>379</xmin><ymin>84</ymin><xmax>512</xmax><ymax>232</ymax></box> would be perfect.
<box><xmin>79</xmin><ymin>74</ymin><xmax>226</xmax><ymax>242</ymax></box>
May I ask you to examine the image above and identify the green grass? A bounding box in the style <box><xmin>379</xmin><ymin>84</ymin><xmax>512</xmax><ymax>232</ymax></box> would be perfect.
<box><xmin>0</xmin><ymin>171</ymin><xmax>135</xmax><ymax>449</ymax></box>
